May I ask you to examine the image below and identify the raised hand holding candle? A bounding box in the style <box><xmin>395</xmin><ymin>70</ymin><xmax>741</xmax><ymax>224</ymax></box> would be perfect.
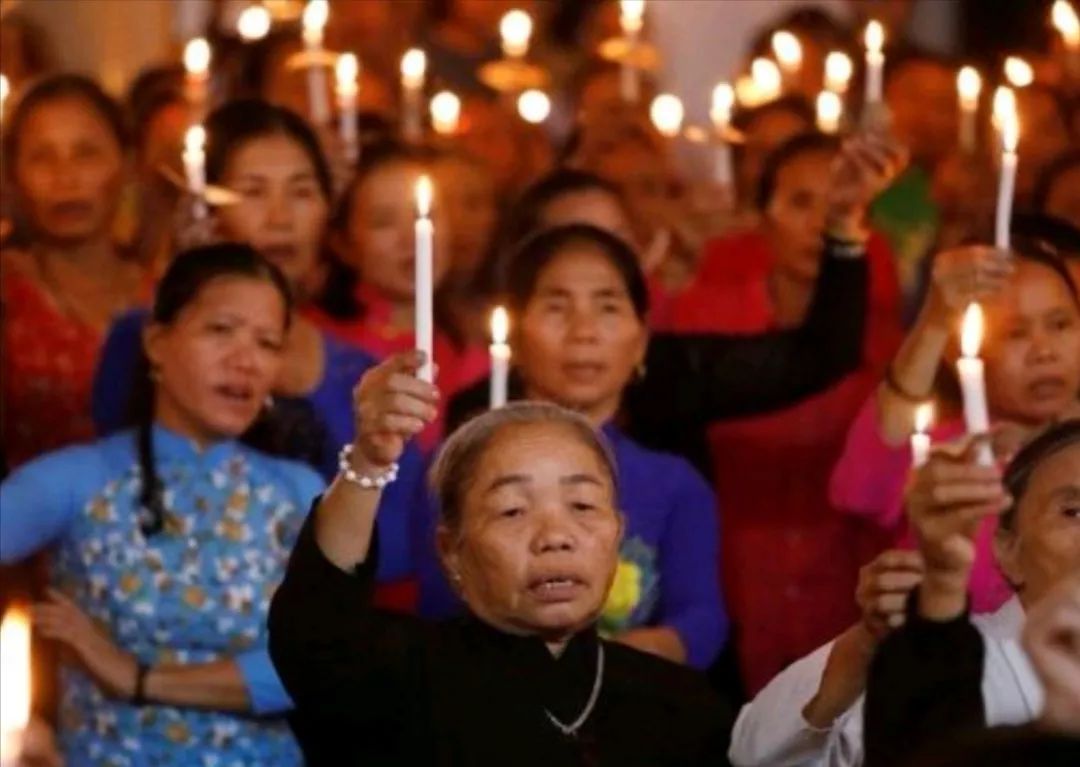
<box><xmin>864</xmin><ymin>21</ymin><xmax>885</xmax><ymax>105</ymax></box>
<box><xmin>751</xmin><ymin>57</ymin><xmax>782</xmax><ymax>103</ymax></box>
<box><xmin>183</xmin><ymin>37</ymin><xmax>212</xmax><ymax>121</ymax></box>
<box><xmin>500</xmin><ymin>9</ymin><xmax>533</xmax><ymax>60</ymax></box>
<box><xmin>816</xmin><ymin>90</ymin><xmax>842</xmax><ymax>134</ymax></box>
<box><xmin>771</xmin><ymin>30</ymin><xmax>802</xmax><ymax>90</ymax></box>
<box><xmin>0</xmin><ymin>607</ymin><xmax>31</xmax><ymax>767</ymax></box>
<box><xmin>710</xmin><ymin>83</ymin><xmax>735</xmax><ymax>187</ymax></box>
<box><xmin>302</xmin><ymin>0</ymin><xmax>331</xmax><ymax>127</ymax></box>
<box><xmin>1052</xmin><ymin>1</ymin><xmax>1080</xmax><ymax>79</ymax></box>
<box><xmin>430</xmin><ymin>91</ymin><xmax>461</xmax><ymax>136</ymax></box>
<box><xmin>401</xmin><ymin>48</ymin><xmax>427</xmax><ymax>143</ymax></box>
<box><xmin>182</xmin><ymin>125</ymin><xmax>208</xmax><ymax>220</ymax></box>
<box><xmin>517</xmin><ymin>89</ymin><xmax>551</xmax><ymax>124</ymax></box>
<box><xmin>649</xmin><ymin>94</ymin><xmax>684</xmax><ymax>138</ymax></box>
<box><xmin>957</xmin><ymin>304</ymin><xmax>995</xmax><ymax>466</ymax></box>
<box><xmin>995</xmin><ymin>98</ymin><xmax>1019</xmax><ymax>250</ymax></box>
<box><xmin>956</xmin><ymin>66</ymin><xmax>981</xmax><ymax>154</ymax></box>
<box><xmin>335</xmin><ymin>53</ymin><xmax>359</xmax><ymax>165</ymax></box>
<box><xmin>489</xmin><ymin>307</ymin><xmax>511</xmax><ymax>409</ymax></box>
<box><xmin>825</xmin><ymin>51</ymin><xmax>853</xmax><ymax>94</ymax></box>
<box><xmin>619</xmin><ymin>0</ymin><xmax>645</xmax><ymax>103</ymax></box>
<box><xmin>911</xmin><ymin>402</ymin><xmax>934</xmax><ymax>468</ymax></box>
<box><xmin>415</xmin><ymin>176</ymin><xmax>434</xmax><ymax>383</ymax></box>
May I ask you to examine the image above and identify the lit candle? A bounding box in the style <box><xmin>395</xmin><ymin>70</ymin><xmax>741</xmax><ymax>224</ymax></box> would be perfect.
<box><xmin>710</xmin><ymin>82</ymin><xmax>735</xmax><ymax>187</ymax></box>
<box><xmin>751</xmin><ymin>57</ymin><xmax>782</xmax><ymax>103</ymax></box>
<box><xmin>500</xmin><ymin>9</ymin><xmax>533</xmax><ymax>60</ymax></box>
<box><xmin>302</xmin><ymin>0</ymin><xmax>331</xmax><ymax>127</ymax></box>
<box><xmin>517</xmin><ymin>89</ymin><xmax>551</xmax><ymax>124</ymax></box>
<box><xmin>825</xmin><ymin>50</ymin><xmax>853</xmax><ymax>94</ymax></box>
<box><xmin>182</xmin><ymin>125</ymin><xmax>208</xmax><ymax>220</ymax></box>
<box><xmin>237</xmin><ymin>4</ymin><xmax>272</xmax><ymax>41</ymax></box>
<box><xmin>335</xmin><ymin>53</ymin><xmax>359</xmax><ymax>165</ymax></box>
<box><xmin>995</xmin><ymin>102</ymin><xmax>1019</xmax><ymax>250</ymax></box>
<box><xmin>957</xmin><ymin>304</ymin><xmax>994</xmax><ymax>466</ymax></box>
<box><xmin>956</xmin><ymin>66</ymin><xmax>981</xmax><ymax>154</ymax></box>
<box><xmin>415</xmin><ymin>175</ymin><xmax>434</xmax><ymax>383</ymax></box>
<box><xmin>0</xmin><ymin>74</ymin><xmax>8</xmax><ymax>125</ymax></box>
<box><xmin>1052</xmin><ymin>0</ymin><xmax>1080</xmax><ymax>79</ymax></box>
<box><xmin>430</xmin><ymin>91</ymin><xmax>461</xmax><ymax>136</ymax></box>
<box><xmin>911</xmin><ymin>402</ymin><xmax>934</xmax><ymax>468</ymax></box>
<box><xmin>771</xmin><ymin>30</ymin><xmax>803</xmax><ymax>89</ymax></box>
<box><xmin>649</xmin><ymin>94</ymin><xmax>684</xmax><ymax>138</ymax></box>
<box><xmin>183</xmin><ymin>37</ymin><xmax>212</xmax><ymax>120</ymax></box>
<box><xmin>489</xmin><ymin>307</ymin><xmax>511</xmax><ymax>409</ymax></box>
<box><xmin>0</xmin><ymin>607</ymin><xmax>31</xmax><ymax>767</ymax></box>
<box><xmin>992</xmin><ymin>85</ymin><xmax>1016</xmax><ymax>142</ymax></box>
<box><xmin>864</xmin><ymin>20</ymin><xmax>885</xmax><ymax>105</ymax></box>
<box><xmin>816</xmin><ymin>90</ymin><xmax>842</xmax><ymax>134</ymax></box>
<box><xmin>1003</xmin><ymin>56</ymin><xmax>1034</xmax><ymax>88</ymax></box>
<box><xmin>735</xmin><ymin>73</ymin><xmax>764</xmax><ymax>108</ymax></box>
<box><xmin>401</xmin><ymin>48</ymin><xmax>427</xmax><ymax>143</ymax></box>
<box><xmin>619</xmin><ymin>0</ymin><xmax>646</xmax><ymax>103</ymax></box>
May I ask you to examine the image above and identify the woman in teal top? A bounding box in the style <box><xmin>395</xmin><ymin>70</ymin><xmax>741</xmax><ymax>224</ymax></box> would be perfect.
<box><xmin>0</xmin><ymin>244</ymin><xmax>322</xmax><ymax>766</ymax></box>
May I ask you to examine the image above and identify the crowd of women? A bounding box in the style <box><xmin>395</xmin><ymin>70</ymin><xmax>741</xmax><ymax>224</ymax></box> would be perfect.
<box><xmin>0</xmin><ymin>0</ymin><xmax>1078</xmax><ymax>765</ymax></box>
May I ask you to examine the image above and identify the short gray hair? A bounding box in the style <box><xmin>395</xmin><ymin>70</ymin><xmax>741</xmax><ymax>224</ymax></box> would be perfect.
<box><xmin>429</xmin><ymin>401</ymin><xmax>618</xmax><ymax>533</ymax></box>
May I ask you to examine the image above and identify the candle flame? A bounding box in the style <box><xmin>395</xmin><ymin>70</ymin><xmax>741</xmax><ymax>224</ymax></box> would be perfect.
<box><xmin>915</xmin><ymin>402</ymin><xmax>934</xmax><ymax>434</ymax></box>
<box><xmin>961</xmin><ymin>303</ymin><xmax>985</xmax><ymax>358</ymax></box>
<box><xmin>184</xmin><ymin>124</ymin><xmax>206</xmax><ymax>154</ymax></box>
<box><xmin>237</xmin><ymin>5</ymin><xmax>272</xmax><ymax>41</ymax></box>
<box><xmin>491</xmin><ymin>306</ymin><xmax>509</xmax><ymax>344</ymax></box>
<box><xmin>500</xmin><ymin>10</ymin><xmax>533</xmax><ymax>58</ymax></box>
<box><xmin>735</xmin><ymin>74</ymin><xmax>764</xmax><ymax>108</ymax></box>
<box><xmin>0</xmin><ymin>74</ymin><xmax>8</xmax><ymax>118</ymax></box>
<box><xmin>816</xmin><ymin>90</ymin><xmax>842</xmax><ymax>133</ymax></box>
<box><xmin>992</xmin><ymin>85</ymin><xmax>1016</xmax><ymax>130</ymax></box>
<box><xmin>824</xmin><ymin>51</ymin><xmax>853</xmax><ymax>92</ymax></box>
<box><xmin>302</xmin><ymin>0</ymin><xmax>329</xmax><ymax>33</ymax></box>
<box><xmin>0</xmin><ymin>606</ymin><xmax>32</xmax><ymax>760</ymax></box>
<box><xmin>620</xmin><ymin>0</ymin><xmax>646</xmax><ymax>35</ymax></box>
<box><xmin>1053</xmin><ymin>0</ymin><xmax>1080</xmax><ymax>44</ymax></box>
<box><xmin>183</xmin><ymin>37</ymin><xmax>211</xmax><ymax>76</ymax></box>
<box><xmin>771</xmin><ymin>30</ymin><xmax>803</xmax><ymax>69</ymax></box>
<box><xmin>415</xmin><ymin>175</ymin><xmax>433</xmax><ymax>217</ymax></box>
<box><xmin>711</xmin><ymin>82</ymin><xmax>735</xmax><ymax>130</ymax></box>
<box><xmin>430</xmin><ymin>91</ymin><xmax>461</xmax><ymax>135</ymax></box>
<box><xmin>957</xmin><ymin>66</ymin><xmax>982</xmax><ymax>105</ymax></box>
<box><xmin>336</xmin><ymin>53</ymin><xmax>359</xmax><ymax>94</ymax></box>
<box><xmin>649</xmin><ymin>93</ymin><xmax>684</xmax><ymax>138</ymax></box>
<box><xmin>401</xmin><ymin>48</ymin><xmax>427</xmax><ymax>89</ymax></box>
<box><xmin>1004</xmin><ymin>56</ymin><xmax>1034</xmax><ymax>88</ymax></box>
<box><xmin>865</xmin><ymin>20</ymin><xmax>885</xmax><ymax>54</ymax></box>
<box><xmin>517</xmin><ymin>89</ymin><xmax>551</xmax><ymax>124</ymax></box>
<box><xmin>751</xmin><ymin>57</ymin><xmax>782</xmax><ymax>101</ymax></box>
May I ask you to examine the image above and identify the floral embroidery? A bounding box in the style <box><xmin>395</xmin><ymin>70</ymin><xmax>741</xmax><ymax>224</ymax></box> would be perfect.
<box><xmin>599</xmin><ymin>536</ymin><xmax>661</xmax><ymax>635</ymax></box>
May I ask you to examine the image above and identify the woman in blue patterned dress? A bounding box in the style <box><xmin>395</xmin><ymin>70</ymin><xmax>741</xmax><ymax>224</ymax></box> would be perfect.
<box><xmin>0</xmin><ymin>243</ymin><xmax>321</xmax><ymax>766</ymax></box>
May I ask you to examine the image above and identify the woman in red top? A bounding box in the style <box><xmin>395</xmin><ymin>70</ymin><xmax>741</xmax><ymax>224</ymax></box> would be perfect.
<box><xmin>1</xmin><ymin>75</ymin><xmax>147</xmax><ymax>469</ymax></box>
<box><xmin>668</xmin><ymin>132</ymin><xmax>905</xmax><ymax>693</ymax></box>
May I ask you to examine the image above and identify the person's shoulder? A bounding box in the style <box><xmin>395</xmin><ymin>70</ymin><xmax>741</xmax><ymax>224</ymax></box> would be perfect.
<box><xmin>241</xmin><ymin>447</ymin><xmax>325</xmax><ymax>503</ymax></box>
<box><xmin>9</xmin><ymin>433</ymin><xmax>127</xmax><ymax>484</ymax></box>
<box><xmin>322</xmin><ymin>332</ymin><xmax>379</xmax><ymax>373</ymax></box>
<box><xmin>614</xmin><ymin>431</ymin><xmax>711</xmax><ymax>490</ymax></box>
<box><xmin>604</xmin><ymin>640</ymin><xmax>730</xmax><ymax>720</ymax></box>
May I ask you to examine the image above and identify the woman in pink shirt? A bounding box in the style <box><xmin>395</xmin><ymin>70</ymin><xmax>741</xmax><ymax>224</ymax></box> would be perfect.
<box><xmin>830</xmin><ymin>240</ymin><xmax>1080</xmax><ymax>613</ymax></box>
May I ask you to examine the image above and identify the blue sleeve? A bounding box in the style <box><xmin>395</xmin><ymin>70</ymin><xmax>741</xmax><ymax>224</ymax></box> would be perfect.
<box><xmin>655</xmin><ymin>460</ymin><xmax>728</xmax><ymax>669</ymax></box>
<box><xmin>0</xmin><ymin>447</ymin><xmax>93</xmax><ymax>562</ymax></box>
<box><xmin>235</xmin><ymin>648</ymin><xmax>294</xmax><ymax>715</ymax></box>
<box><xmin>92</xmin><ymin>310</ymin><xmax>149</xmax><ymax>435</ymax></box>
<box><xmin>371</xmin><ymin>441</ymin><xmax>426</xmax><ymax>583</ymax></box>
<box><xmin>412</xmin><ymin>455</ymin><xmax>465</xmax><ymax>619</ymax></box>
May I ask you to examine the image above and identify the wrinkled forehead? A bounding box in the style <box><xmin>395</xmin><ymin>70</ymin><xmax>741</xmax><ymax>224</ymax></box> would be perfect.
<box><xmin>1017</xmin><ymin>443</ymin><xmax>1080</xmax><ymax>523</ymax></box>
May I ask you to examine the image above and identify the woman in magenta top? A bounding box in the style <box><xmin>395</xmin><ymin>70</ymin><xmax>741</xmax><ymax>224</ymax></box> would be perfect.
<box><xmin>665</xmin><ymin>132</ymin><xmax>905</xmax><ymax>692</ymax></box>
<box><xmin>830</xmin><ymin>240</ymin><xmax>1080</xmax><ymax>613</ymax></box>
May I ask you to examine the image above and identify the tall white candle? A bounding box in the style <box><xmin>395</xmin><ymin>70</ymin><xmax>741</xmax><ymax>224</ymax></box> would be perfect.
<box><xmin>183</xmin><ymin>37</ymin><xmax>212</xmax><ymax>121</ymax></box>
<box><xmin>430</xmin><ymin>91</ymin><xmax>461</xmax><ymax>136</ymax></box>
<box><xmin>649</xmin><ymin>94</ymin><xmax>684</xmax><ymax>138</ymax></box>
<box><xmin>415</xmin><ymin>175</ymin><xmax>434</xmax><ymax>383</ymax></box>
<box><xmin>1053</xmin><ymin>0</ymin><xmax>1080</xmax><ymax>79</ymax></box>
<box><xmin>619</xmin><ymin>0</ymin><xmax>645</xmax><ymax>103</ymax></box>
<box><xmin>335</xmin><ymin>53</ymin><xmax>359</xmax><ymax>165</ymax></box>
<box><xmin>816</xmin><ymin>90</ymin><xmax>842</xmax><ymax>134</ymax></box>
<box><xmin>710</xmin><ymin>83</ymin><xmax>735</xmax><ymax>188</ymax></box>
<box><xmin>0</xmin><ymin>607</ymin><xmax>31</xmax><ymax>767</ymax></box>
<box><xmin>182</xmin><ymin>125</ymin><xmax>208</xmax><ymax>220</ymax></box>
<box><xmin>771</xmin><ymin>30</ymin><xmax>803</xmax><ymax>90</ymax></box>
<box><xmin>302</xmin><ymin>0</ymin><xmax>331</xmax><ymax>127</ymax></box>
<box><xmin>489</xmin><ymin>307</ymin><xmax>511</xmax><ymax>409</ymax></box>
<box><xmin>864</xmin><ymin>21</ymin><xmax>885</xmax><ymax>105</ymax></box>
<box><xmin>401</xmin><ymin>48</ymin><xmax>427</xmax><ymax>143</ymax></box>
<box><xmin>824</xmin><ymin>51</ymin><xmax>853</xmax><ymax>94</ymax></box>
<box><xmin>956</xmin><ymin>66</ymin><xmax>981</xmax><ymax>154</ymax></box>
<box><xmin>957</xmin><ymin>304</ymin><xmax>994</xmax><ymax>466</ymax></box>
<box><xmin>499</xmin><ymin>9</ymin><xmax>533</xmax><ymax>60</ymax></box>
<box><xmin>995</xmin><ymin>105</ymin><xmax>1019</xmax><ymax>250</ymax></box>
<box><xmin>911</xmin><ymin>402</ymin><xmax>934</xmax><ymax>468</ymax></box>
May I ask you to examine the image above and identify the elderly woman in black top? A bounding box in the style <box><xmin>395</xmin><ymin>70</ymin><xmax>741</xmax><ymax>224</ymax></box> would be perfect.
<box><xmin>269</xmin><ymin>359</ymin><xmax>731</xmax><ymax>765</ymax></box>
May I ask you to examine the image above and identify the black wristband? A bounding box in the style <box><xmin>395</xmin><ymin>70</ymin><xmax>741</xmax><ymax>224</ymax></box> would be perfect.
<box><xmin>132</xmin><ymin>663</ymin><xmax>151</xmax><ymax>705</ymax></box>
<box><xmin>883</xmin><ymin>364</ymin><xmax>927</xmax><ymax>404</ymax></box>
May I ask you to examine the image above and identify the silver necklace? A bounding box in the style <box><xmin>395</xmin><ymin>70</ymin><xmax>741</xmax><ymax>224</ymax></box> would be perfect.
<box><xmin>544</xmin><ymin>642</ymin><xmax>605</xmax><ymax>738</ymax></box>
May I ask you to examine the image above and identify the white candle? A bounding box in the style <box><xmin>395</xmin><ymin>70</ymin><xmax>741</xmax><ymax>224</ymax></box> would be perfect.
<box><xmin>517</xmin><ymin>89</ymin><xmax>551</xmax><ymax>124</ymax></box>
<box><xmin>500</xmin><ymin>9</ymin><xmax>533</xmax><ymax>60</ymax></box>
<box><xmin>489</xmin><ymin>307</ymin><xmax>511</xmax><ymax>409</ymax></box>
<box><xmin>864</xmin><ymin>20</ymin><xmax>885</xmax><ymax>105</ymax></box>
<box><xmin>183</xmin><ymin>37</ymin><xmax>212</xmax><ymax>120</ymax></box>
<box><xmin>415</xmin><ymin>175</ymin><xmax>435</xmax><ymax>383</ymax></box>
<box><xmin>710</xmin><ymin>83</ymin><xmax>735</xmax><ymax>188</ymax></box>
<box><xmin>1004</xmin><ymin>56</ymin><xmax>1034</xmax><ymax>88</ymax></box>
<box><xmin>995</xmin><ymin>104</ymin><xmax>1019</xmax><ymax>250</ymax></box>
<box><xmin>0</xmin><ymin>74</ymin><xmax>8</xmax><ymax>126</ymax></box>
<box><xmin>430</xmin><ymin>91</ymin><xmax>461</xmax><ymax>136</ymax></box>
<box><xmin>302</xmin><ymin>0</ymin><xmax>331</xmax><ymax>127</ymax></box>
<box><xmin>816</xmin><ymin>90</ymin><xmax>843</xmax><ymax>134</ymax></box>
<box><xmin>1052</xmin><ymin>0</ymin><xmax>1080</xmax><ymax>78</ymax></box>
<box><xmin>649</xmin><ymin>94</ymin><xmax>684</xmax><ymax>138</ymax></box>
<box><xmin>957</xmin><ymin>303</ymin><xmax>994</xmax><ymax>466</ymax></box>
<box><xmin>401</xmin><ymin>48</ymin><xmax>427</xmax><ymax>143</ymax></box>
<box><xmin>182</xmin><ymin>125</ymin><xmax>208</xmax><ymax>220</ymax></box>
<box><xmin>992</xmin><ymin>85</ymin><xmax>1016</xmax><ymax>145</ymax></box>
<box><xmin>956</xmin><ymin>66</ymin><xmax>981</xmax><ymax>154</ymax></box>
<box><xmin>911</xmin><ymin>402</ymin><xmax>934</xmax><ymax>468</ymax></box>
<box><xmin>824</xmin><ymin>51</ymin><xmax>853</xmax><ymax>94</ymax></box>
<box><xmin>0</xmin><ymin>607</ymin><xmax>31</xmax><ymax>767</ymax></box>
<box><xmin>751</xmin><ymin>57</ymin><xmax>782</xmax><ymax>103</ymax></box>
<box><xmin>335</xmin><ymin>53</ymin><xmax>359</xmax><ymax>165</ymax></box>
<box><xmin>237</xmin><ymin>4</ymin><xmax>272</xmax><ymax>41</ymax></box>
<box><xmin>619</xmin><ymin>0</ymin><xmax>645</xmax><ymax>103</ymax></box>
<box><xmin>771</xmin><ymin>30</ymin><xmax>802</xmax><ymax>90</ymax></box>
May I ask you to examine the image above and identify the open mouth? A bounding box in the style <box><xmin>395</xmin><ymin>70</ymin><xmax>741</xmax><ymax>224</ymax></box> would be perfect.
<box><xmin>561</xmin><ymin>362</ymin><xmax>606</xmax><ymax>383</ymax></box>
<box><xmin>528</xmin><ymin>574</ymin><xmax>586</xmax><ymax>602</ymax></box>
<box><xmin>214</xmin><ymin>383</ymin><xmax>256</xmax><ymax>405</ymax></box>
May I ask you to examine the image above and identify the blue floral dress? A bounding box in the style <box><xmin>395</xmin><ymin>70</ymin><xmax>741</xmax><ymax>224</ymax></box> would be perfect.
<box><xmin>0</xmin><ymin>427</ymin><xmax>324</xmax><ymax>767</ymax></box>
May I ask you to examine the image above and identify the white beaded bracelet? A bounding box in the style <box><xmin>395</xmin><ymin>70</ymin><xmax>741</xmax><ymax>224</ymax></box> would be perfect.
<box><xmin>337</xmin><ymin>444</ymin><xmax>399</xmax><ymax>489</ymax></box>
